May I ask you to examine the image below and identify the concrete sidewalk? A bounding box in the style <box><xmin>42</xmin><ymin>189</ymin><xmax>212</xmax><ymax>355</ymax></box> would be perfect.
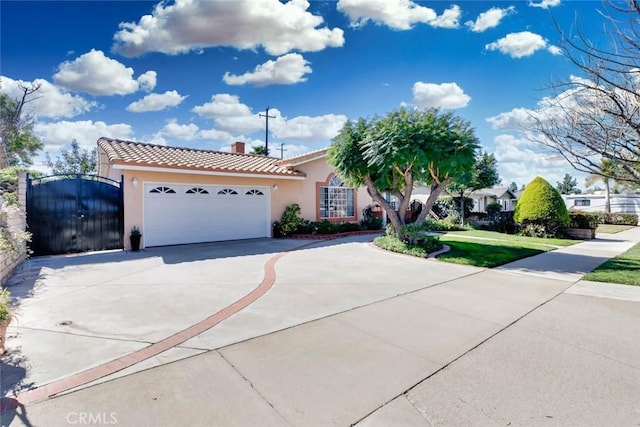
<box><xmin>2</xmin><ymin>228</ymin><xmax>639</xmax><ymax>426</ymax></box>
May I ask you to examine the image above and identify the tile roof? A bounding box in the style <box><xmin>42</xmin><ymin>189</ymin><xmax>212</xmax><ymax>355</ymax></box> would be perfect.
<box><xmin>277</xmin><ymin>147</ymin><xmax>328</xmax><ymax>167</ymax></box>
<box><xmin>469</xmin><ymin>187</ymin><xmax>515</xmax><ymax>198</ymax></box>
<box><xmin>98</xmin><ymin>138</ymin><xmax>306</xmax><ymax>178</ymax></box>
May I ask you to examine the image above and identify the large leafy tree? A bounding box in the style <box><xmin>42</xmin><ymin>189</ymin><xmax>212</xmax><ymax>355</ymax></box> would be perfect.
<box><xmin>329</xmin><ymin>108</ymin><xmax>479</xmax><ymax>234</ymax></box>
<box><xmin>447</xmin><ymin>151</ymin><xmax>500</xmax><ymax>224</ymax></box>
<box><xmin>526</xmin><ymin>1</ymin><xmax>640</xmax><ymax>186</ymax></box>
<box><xmin>0</xmin><ymin>84</ymin><xmax>44</xmax><ymax>167</ymax></box>
<box><xmin>44</xmin><ymin>140</ymin><xmax>97</xmax><ymax>175</ymax></box>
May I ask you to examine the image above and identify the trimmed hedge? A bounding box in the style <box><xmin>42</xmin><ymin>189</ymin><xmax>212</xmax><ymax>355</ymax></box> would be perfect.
<box><xmin>596</xmin><ymin>212</ymin><xmax>638</xmax><ymax>226</ymax></box>
<box><xmin>514</xmin><ymin>176</ymin><xmax>570</xmax><ymax>235</ymax></box>
<box><xmin>568</xmin><ymin>212</ymin><xmax>600</xmax><ymax>229</ymax></box>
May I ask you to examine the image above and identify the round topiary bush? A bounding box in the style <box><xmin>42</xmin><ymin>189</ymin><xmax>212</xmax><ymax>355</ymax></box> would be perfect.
<box><xmin>514</xmin><ymin>176</ymin><xmax>570</xmax><ymax>236</ymax></box>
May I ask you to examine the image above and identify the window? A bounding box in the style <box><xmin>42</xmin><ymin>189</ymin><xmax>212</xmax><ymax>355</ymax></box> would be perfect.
<box><xmin>574</xmin><ymin>199</ymin><xmax>591</xmax><ymax>207</ymax></box>
<box><xmin>186</xmin><ymin>187</ymin><xmax>209</xmax><ymax>194</ymax></box>
<box><xmin>149</xmin><ymin>186</ymin><xmax>175</xmax><ymax>194</ymax></box>
<box><xmin>319</xmin><ymin>175</ymin><xmax>355</xmax><ymax>218</ymax></box>
<box><xmin>217</xmin><ymin>188</ymin><xmax>238</xmax><ymax>195</ymax></box>
<box><xmin>245</xmin><ymin>189</ymin><xmax>264</xmax><ymax>196</ymax></box>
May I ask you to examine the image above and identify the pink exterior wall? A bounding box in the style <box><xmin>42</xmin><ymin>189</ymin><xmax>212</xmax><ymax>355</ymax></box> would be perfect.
<box><xmin>98</xmin><ymin>148</ymin><xmax>374</xmax><ymax>249</ymax></box>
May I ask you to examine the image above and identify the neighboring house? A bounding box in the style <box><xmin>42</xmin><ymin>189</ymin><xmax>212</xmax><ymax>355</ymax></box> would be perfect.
<box><xmin>410</xmin><ymin>186</ymin><xmax>518</xmax><ymax>214</ymax></box>
<box><xmin>468</xmin><ymin>187</ymin><xmax>518</xmax><ymax>213</ymax></box>
<box><xmin>97</xmin><ymin>138</ymin><xmax>374</xmax><ymax>249</ymax></box>
<box><xmin>563</xmin><ymin>193</ymin><xmax>640</xmax><ymax>216</ymax></box>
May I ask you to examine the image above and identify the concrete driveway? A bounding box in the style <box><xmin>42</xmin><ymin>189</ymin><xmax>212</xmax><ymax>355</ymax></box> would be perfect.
<box><xmin>1</xmin><ymin>229</ymin><xmax>640</xmax><ymax>426</ymax></box>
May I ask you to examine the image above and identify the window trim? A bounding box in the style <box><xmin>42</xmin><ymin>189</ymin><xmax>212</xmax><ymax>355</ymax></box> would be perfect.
<box><xmin>315</xmin><ymin>173</ymin><xmax>357</xmax><ymax>222</ymax></box>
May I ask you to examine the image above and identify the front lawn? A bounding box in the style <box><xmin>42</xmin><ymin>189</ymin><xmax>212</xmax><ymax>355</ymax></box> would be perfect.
<box><xmin>437</xmin><ymin>236</ymin><xmax>553</xmax><ymax>268</ymax></box>
<box><xmin>374</xmin><ymin>230</ymin><xmax>576</xmax><ymax>268</ymax></box>
<box><xmin>582</xmin><ymin>242</ymin><xmax>640</xmax><ymax>286</ymax></box>
<box><xmin>445</xmin><ymin>230</ymin><xmax>577</xmax><ymax>247</ymax></box>
<box><xmin>595</xmin><ymin>224</ymin><xmax>636</xmax><ymax>234</ymax></box>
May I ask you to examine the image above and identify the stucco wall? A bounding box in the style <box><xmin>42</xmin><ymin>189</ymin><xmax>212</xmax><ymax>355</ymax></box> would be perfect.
<box><xmin>106</xmin><ymin>155</ymin><xmax>374</xmax><ymax>250</ymax></box>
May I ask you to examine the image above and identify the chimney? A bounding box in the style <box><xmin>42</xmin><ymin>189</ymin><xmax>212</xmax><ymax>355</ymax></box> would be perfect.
<box><xmin>231</xmin><ymin>141</ymin><xmax>245</xmax><ymax>154</ymax></box>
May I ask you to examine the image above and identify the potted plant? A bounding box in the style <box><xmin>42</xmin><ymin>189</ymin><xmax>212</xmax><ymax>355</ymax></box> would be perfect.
<box><xmin>130</xmin><ymin>226</ymin><xmax>142</xmax><ymax>251</ymax></box>
<box><xmin>0</xmin><ymin>288</ymin><xmax>12</xmax><ymax>355</ymax></box>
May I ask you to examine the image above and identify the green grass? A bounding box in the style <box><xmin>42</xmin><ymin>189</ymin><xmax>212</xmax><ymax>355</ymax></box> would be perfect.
<box><xmin>374</xmin><ymin>229</ymin><xmax>576</xmax><ymax>268</ymax></box>
<box><xmin>595</xmin><ymin>224</ymin><xmax>635</xmax><ymax>234</ymax></box>
<box><xmin>445</xmin><ymin>229</ymin><xmax>577</xmax><ymax>247</ymax></box>
<box><xmin>583</xmin><ymin>242</ymin><xmax>640</xmax><ymax>286</ymax></box>
<box><xmin>438</xmin><ymin>236</ymin><xmax>553</xmax><ymax>268</ymax></box>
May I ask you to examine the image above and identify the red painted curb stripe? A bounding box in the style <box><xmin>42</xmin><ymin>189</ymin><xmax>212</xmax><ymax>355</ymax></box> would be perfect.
<box><xmin>1</xmin><ymin>241</ymin><xmax>321</xmax><ymax>412</ymax></box>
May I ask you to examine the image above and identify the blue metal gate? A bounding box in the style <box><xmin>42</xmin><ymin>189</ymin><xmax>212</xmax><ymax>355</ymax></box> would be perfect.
<box><xmin>26</xmin><ymin>174</ymin><xmax>124</xmax><ymax>256</ymax></box>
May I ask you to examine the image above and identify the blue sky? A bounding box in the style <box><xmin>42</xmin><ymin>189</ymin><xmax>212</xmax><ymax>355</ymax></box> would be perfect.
<box><xmin>1</xmin><ymin>0</ymin><xmax>611</xmax><ymax>188</ymax></box>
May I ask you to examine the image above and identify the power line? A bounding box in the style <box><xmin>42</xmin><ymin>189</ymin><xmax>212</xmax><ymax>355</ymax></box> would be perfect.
<box><xmin>277</xmin><ymin>143</ymin><xmax>287</xmax><ymax>160</ymax></box>
<box><xmin>259</xmin><ymin>106</ymin><xmax>275</xmax><ymax>156</ymax></box>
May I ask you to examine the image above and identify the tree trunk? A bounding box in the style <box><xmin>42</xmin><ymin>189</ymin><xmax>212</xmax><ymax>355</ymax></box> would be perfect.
<box><xmin>604</xmin><ymin>178</ymin><xmax>611</xmax><ymax>213</ymax></box>
<box><xmin>364</xmin><ymin>176</ymin><xmax>403</xmax><ymax>234</ymax></box>
<box><xmin>414</xmin><ymin>180</ymin><xmax>450</xmax><ymax>225</ymax></box>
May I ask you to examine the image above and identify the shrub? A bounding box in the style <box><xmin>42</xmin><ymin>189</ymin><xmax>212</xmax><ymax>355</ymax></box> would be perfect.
<box><xmin>337</xmin><ymin>222</ymin><xmax>362</xmax><ymax>233</ymax></box>
<box><xmin>520</xmin><ymin>223</ymin><xmax>548</xmax><ymax>238</ymax></box>
<box><xmin>374</xmin><ymin>234</ymin><xmax>442</xmax><ymax>258</ymax></box>
<box><xmin>596</xmin><ymin>212</ymin><xmax>638</xmax><ymax>226</ymax></box>
<box><xmin>568</xmin><ymin>212</ymin><xmax>600</xmax><ymax>229</ymax></box>
<box><xmin>279</xmin><ymin>204</ymin><xmax>302</xmax><ymax>236</ymax></box>
<box><xmin>514</xmin><ymin>176</ymin><xmax>570</xmax><ymax>236</ymax></box>
<box><xmin>434</xmin><ymin>196</ymin><xmax>474</xmax><ymax>223</ymax></box>
<box><xmin>360</xmin><ymin>205</ymin><xmax>383</xmax><ymax>230</ymax></box>
<box><xmin>486</xmin><ymin>202</ymin><xmax>502</xmax><ymax>217</ymax></box>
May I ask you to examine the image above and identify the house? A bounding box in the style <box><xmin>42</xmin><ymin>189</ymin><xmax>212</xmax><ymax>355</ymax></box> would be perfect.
<box><xmin>97</xmin><ymin>138</ymin><xmax>374</xmax><ymax>249</ymax></box>
<box><xmin>409</xmin><ymin>186</ymin><xmax>518</xmax><ymax>215</ymax></box>
<box><xmin>468</xmin><ymin>187</ymin><xmax>518</xmax><ymax>212</ymax></box>
<box><xmin>563</xmin><ymin>193</ymin><xmax>640</xmax><ymax>216</ymax></box>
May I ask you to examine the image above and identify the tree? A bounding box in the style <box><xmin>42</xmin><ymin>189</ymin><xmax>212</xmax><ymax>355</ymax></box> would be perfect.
<box><xmin>329</xmin><ymin>108</ymin><xmax>479</xmax><ymax>234</ymax></box>
<box><xmin>0</xmin><ymin>83</ymin><xmax>44</xmax><ymax>167</ymax></box>
<box><xmin>514</xmin><ymin>176</ymin><xmax>570</xmax><ymax>235</ymax></box>
<box><xmin>507</xmin><ymin>181</ymin><xmax>518</xmax><ymax>193</ymax></box>
<box><xmin>556</xmin><ymin>173</ymin><xmax>581</xmax><ymax>195</ymax></box>
<box><xmin>447</xmin><ymin>151</ymin><xmax>500</xmax><ymax>224</ymax></box>
<box><xmin>525</xmin><ymin>1</ymin><xmax>640</xmax><ymax>186</ymax></box>
<box><xmin>584</xmin><ymin>158</ymin><xmax>620</xmax><ymax>212</ymax></box>
<box><xmin>44</xmin><ymin>140</ymin><xmax>97</xmax><ymax>175</ymax></box>
<box><xmin>250</xmin><ymin>145</ymin><xmax>269</xmax><ymax>156</ymax></box>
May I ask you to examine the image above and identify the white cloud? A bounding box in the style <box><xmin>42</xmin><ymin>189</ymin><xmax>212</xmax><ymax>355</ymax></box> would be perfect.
<box><xmin>159</xmin><ymin>119</ymin><xmax>199</xmax><ymax>141</ymax></box>
<box><xmin>431</xmin><ymin>5</ymin><xmax>460</xmax><ymax>29</ymax></box>
<box><xmin>112</xmin><ymin>0</ymin><xmax>344</xmax><ymax>57</ymax></box>
<box><xmin>410</xmin><ymin>81</ymin><xmax>470</xmax><ymax>109</ymax></box>
<box><xmin>126</xmin><ymin>90</ymin><xmax>187</xmax><ymax>112</ymax></box>
<box><xmin>547</xmin><ymin>45</ymin><xmax>562</xmax><ymax>55</ymax></box>
<box><xmin>223</xmin><ymin>53</ymin><xmax>312</xmax><ymax>86</ymax></box>
<box><xmin>529</xmin><ymin>0</ymin><xmax>561</xmax><ymax>9</ymax></box>
<box><xmin>485</xmin><ymin>31</ymin><xmax>549</xmax><ymax>58</ymax></box>
<box><xmin>137</xmin><ymin>71</ymin><xmax>157</xmax><ymax>91</ymax></box>
<box><xmin>487</xmin><ymin>107</ymin><xmax>536</xmax><ymax>130</ymax></box>
<box><xmin>492</xmin><ymin>133</ymin><xmax>576</xmax><ymax>188</ymax></box>
<box><xmin>192</xmin><ymin>93</ymin><xmax>346</xmax><ymax>143</ymax></box>
<box><xmin>0</xmin><ymin>76</ymin><xmax>95</xmax><ymax>118</ymax></box>
<box><xmin>465</xmin><ymin>6</ymin><xmax>515</xmax><ymax>33</ymax></box>
<box><xmin>192</xmin><ymin>93</ymin><xmax>263</xmax><ymax>134</ymax></box>
<box><xmin>337</xmin><ymin>0</ymin><xmax>460</xmax><ymax>30</ymax></box>
<box><xmin>34</xmin><ymin>120</ymin><xmax>134</xmax><ymax>151</ymax></box>
<box><xmin>271</xmin><ymin>113</ymin><xmax>347</xmax><ymax>142</ymax></box>
<box><xmin>53</xmin><ymin>49</ymin><xmax>156</xmax><ymax>95</ymax></box>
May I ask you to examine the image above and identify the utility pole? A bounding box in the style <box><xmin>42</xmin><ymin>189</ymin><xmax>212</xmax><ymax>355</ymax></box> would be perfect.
<box><xmin>259</xmin><ymin>106</ymin><xmax>275</xmax><ymax>156</ymax></box>
<box><xmin>277</xmin><ymin>143</ymin><xmax>287</xmax><ymax>160</ymax></box>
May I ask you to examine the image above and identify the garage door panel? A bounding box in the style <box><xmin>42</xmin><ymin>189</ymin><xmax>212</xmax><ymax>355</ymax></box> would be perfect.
<box><xmin>143</xmin><ymin>184</ymin><xmax>269</xmax><ymax>247</ymax></box>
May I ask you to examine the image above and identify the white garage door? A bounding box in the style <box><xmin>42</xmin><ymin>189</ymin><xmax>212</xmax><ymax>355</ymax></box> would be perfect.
<box><xmin>143</xmin><ymin>183</ymin><xmax>270</xmax><ymax>247</ymax></box>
